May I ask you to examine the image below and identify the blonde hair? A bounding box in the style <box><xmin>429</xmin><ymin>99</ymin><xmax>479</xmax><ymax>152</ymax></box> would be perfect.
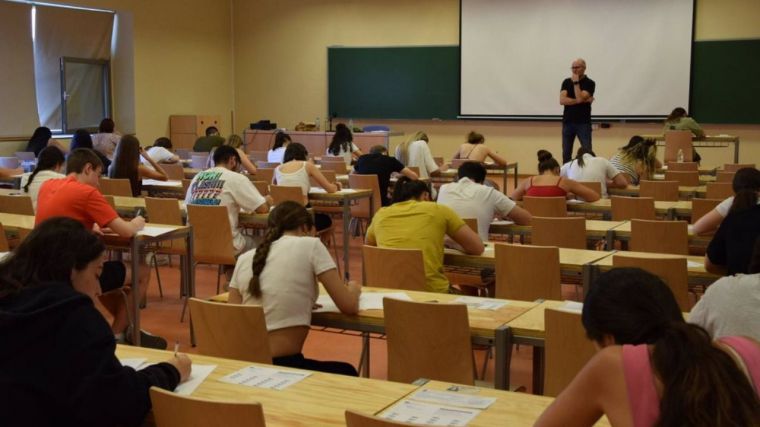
<box><xmin>225</xmin><ymin>134</ymin><xmax>244</xmax><ymax>149</ymax></box>
<box><xmin>396</xmin><ymin>131</ymin><xmax>428</xmax><ymax>165</ymax></box>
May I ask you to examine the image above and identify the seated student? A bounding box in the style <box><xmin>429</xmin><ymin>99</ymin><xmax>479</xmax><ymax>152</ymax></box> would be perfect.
<box><xmin>0</xmin><ymin>217</ymin><xmax>190</xmax><ymax>427</ymax></box>
<box><xmin>395</xmin><ymin>131</ymin><xmax>445</xmax><ymax>179</ymax></box>
<box><xmin>192</xmin><ymin>126</ymin><xmax>225</xmax><ymax>152</ymax></box>
<box><xmin>186</xmin><ymin>145</ymin><xmax>272</xmax><ymax>255</ymax></box>
<box><xmin>228</xmin><ymin>201</ymin><xmax>361</xmax><ymax>375</ymax></box>
<box><xmin>365</xmin><ymin>177</ymin><xmax>484</xmax><ymax>293</ymax></box>
<box><xmin>560</xmin><ymin>147</ymin><xmax>627</xmax><ymax>197</ymax></box>
<box><xmin>206</xmin><ymin>134</ymin><xmax>257</xmax><ymax>174</ymax></box>
<box><xmin>535</xmin><ymin>268</ymin><xmax>760</xmax><ymax>427</ymax></box>
<box><xmin>20</xmin><ymin>146</ymin><xmax>65</xmax><ymax>212</ymax></box>
<box><xmin>609</xmin><ymin>136</ymin><xmax>660</xmax><ymax>185</ymax></box>
<box><xmin>141</xmin><ymin>137</ymin><xmax>179</xmax><ymax>165</ymax></box>
<box><xmin>274</xmin><ymin>143</ymin><xmax>338</xmax><ymax>231</ymax></box>
<box><xmin>690</xmin><ymin>237</ymin><xmax>760</xmax><ymax>341</ymax></box>
<box><xmin>268</xmin><ymin>131</ymin><xmax>291</xmax><ymax>163</ymax></box>
<box><xmin>452</xmin><ymin>131</ymin><xmax>507</xmax><ymax>166</ymax></box>
<box><xmin>70</xmin><ymin>128</ymin><xmax>111</xmax><ymax>172</ymax></box>
<box><xmin>36</xmin><ymin>148</ymin><xmax>160</xmax><ymax>346</ymax></box>
<box><xmin>353</xmin><ymin>145</ymin><xmax>418</xmax><ymax>206</ymax></box>
<box><xmin>326</xmin><ymin>123</ymin><xmax>362</xmax><ymax>165</ymax></box>
<box><xmin>91</xmin><ymin>118</ymin><xmax>122</xmax><ymax>159</ymax></box>
<box><xmin>705</xmin><ymin>181</ymin><xmax>760</xmax><ymax>276</ymax></box>
<box><xmin>25</xmin><ymin>126</ymin><xmax>53</xmax><ymax>157</ymax></box>
<box><xmin>511</xmin><ymin>150</ymin><xmax>600</xmax><ymax>202</ymax></box>
<box><xmin>437</xmin><ymin>161</ymin><xmax>531</xmax><ymax>241</ymax></box>
<box><xmin>664</xmin><ymin>107</ymin><xmax>705</xmax><ymax>137</ymax></box>
<box><xmin>693</xmin><ymin>167</ymin><xmax>760</xmax><ymax>235</ymax></box>
<box><xmin>109</xmin><ymin>135</ymin><xmax>169</xmax><ymax>197</ymax></box>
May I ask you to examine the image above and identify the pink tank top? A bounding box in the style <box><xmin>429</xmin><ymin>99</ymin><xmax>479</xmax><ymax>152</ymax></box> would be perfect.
<box><xmin>525</xmin><ymin>176</ymin><xmax>567</xmax><ymax>197</ymax></box>
<box><xmin>622</xmin><ymin>336</ymin><xmax>760</xmax><ymax>427</ymax></box>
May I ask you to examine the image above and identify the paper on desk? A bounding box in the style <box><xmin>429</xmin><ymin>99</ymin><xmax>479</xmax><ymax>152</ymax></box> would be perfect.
<box><xmin>452</xmin><ymin>296</ymin><xmax>508</xmax><ymax>311</ymax></box>
<box><xmin>687</xmin><ymin>224</ymin><xmax>695</xmax><ymax>235</ymax></box>
<box><xmin>490</xmin><ymin>219</ymin><xmax>514</xmax><ymax>226</ymax></box>
<box><xmin>119</xmin><ymin>358</ymin><xmax>148</xmax><ymax>370</ymax></box>
<box><xmin>566</xmin><ymin>199</ymin><xmax>585</xmax><ymax>205</ymax></box>
<box><xmin>409</xmin><ymin>389</ymin><xmax>496</xmax><ymax>409</ymax></box>
<box><xmin>137</xmin><ymin>225</ymin><xmax>177</xmax><ymax>237</ymax></box>
<box><xmin>313</xmin><ymin>292</ymin><xmax>411</xmax><ymax>313</ymax></box>
<box><xmin>142</xmin><ymin>179</ymin><xmax>182</xmax><ymax>187</ymax></box>
<box><xmin>380</xmin><ymin>400</ymin><xmax>481</xmax><ymax>426</ymax></box>
<box><xmin>0</xmin><ymin>252</ymin><xmax>10</xmax><ymax>262</ymax></box>
<box><xmin>687</xmin><ymin>260</ymin><xmax>703</xmax><ymax>269</ymax></box>
<box><xmin>174</xmin><ymin>364</ymin><xmax>216</xmax><ymax>396</ymax></box>
<box><xmin>558</xmin><ymin>301</ymin><xmax>584</xmax><ymax>314</ymax></box>
<box><xmin>219</xmin><ymin>365</ymin><xmax>311</xmax><ymax>390</ymax></box>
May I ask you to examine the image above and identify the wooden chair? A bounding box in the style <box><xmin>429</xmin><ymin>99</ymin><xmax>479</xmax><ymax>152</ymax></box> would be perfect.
<box><xmin>630</xmin><ymin>219</ymin><xmax>688</xmax><ymax>255</ymax></box>
<box><xmin>254</xmin><ymin>168</ymin><xmax>275</xmax><ymax>185</ymax></box>
<box><xmin>663</xmin><ymin>131</ymin><xmax>693</xmax><ymax>163</ymax></box>
<box><xmin>384</xmin><ymin>298</ymin><xmax>474</xmax><ymax>385</ymax></box>
<box><xmin>190</xmin><ymin>153</ymin><xmax>209</xmax><ymax>170</ymax></box>
<box><xmin>103</xmin><ymin>195</ymin><xmax>116</xmax><ymax>209</ymax></box>
<box><xmin>462</xmin><ymin>218</ymin><xmax>478</xmax><ymax>234</ymax></box>
<box><xmin>150</xmin><ymin>387</ymin><xmax>266</xmax><ymax>427</ymax></box>
<box><xmin>188</xmin><ymin>298</ymin><xmax>272</xmax><ymax>363</ymax></box>
<box><xmin>665</xmin><ymin>170</ymin><xmax>699</xmax><ymax>186</ymax></box>
<box><xmin>613</xmin><ymin>255</ymin><xmax>691</xmax><ymax>311</ymax></box>
<box><xmin>186</xmin><ymin>205</ymin><xmax>238</xmax><ymax>295</ymax></box>
<box><xmin>362</xmin><ymin>245</ymin><xmax>425</xmax><ymax>290</ymax></box>
<box><xmin>544</xmin><ymin>308</ymin><xmax>596</xmax><ymax>397</ymax></box>
<box><xmin>269</xmin><ymin>185</ymin><xmax>304</xmax><ymax>206</ymax></box>
<box><xmin>312</xmin><ymin>170</ymin><xmax>336</xmax><ymax>186</ymax></box>
<box><xmin>182</xmin><ymin>179</ymin><xmax>193</xmax><ymax>195</ymax></box>
<box><xmin>639</xmin><ymin>180</ymin><xmax>679</xmax><ymax>201</ymax></box>
<box><xmin>345</xmin><ymin>410</ymin><xmax>417</xmax><ymax>427</ymax></box>
<box><xmin>691</xmin><ymin>198</ymin><xmax>722</xmax><ymax>224</ymax></box>
<box><xmin>349</xmin><ymin>174</ymin><xmax>381</xmax><ymax>235</ymax></box>
<box><xmin>531</xmin><ymin>216</ymin><xmax>586</xmax><ymax>249</ymax></box>
<box><xmin>145</xmin><ymin>197</ymin><xmax>185</xmax><ymax>300</ymax></box>
<box><xmin>433</xmin><ymin>156</ymin><xmax>444</xmax><ymax>167</ymax></box>
<box><xmin>256</xmin><ymin>161</ymin><xmax>280</xmax><ymax>169</ymax></box>
<box><xmin>578</xmin><ymin>181</ymin><xmax>601</xmax><ymax>195</ymax></box>
<box><xmin>321</xmin><ymin>160</ymin><xmax>348</xmax><ymax>174</ymax></box>
<box><xmin>610</xmin><ymin>196</ymin><xmax>655</xmax><ymax>221</ymax></box>
<box><xmin>450</xmin><ymin>158</ymin><xmax>478</xmax><ymax>169</ymax></box>
<box><xmin>248</xmin><ymin>151</ymin><xmax>268</xmax><ymax>163</ymax></box>
<box><xmin>494</xmin><ymin>243</ymin><xmax>561</xmax><ymax>300</ymax></box>
<box><xmin>523</xmin><ymin>196</ymin><xmax>567</xmax><ymax>217</ymax></box>
<box><xmin>407</xmin><ymin>166</ymin><xmax>420</xmax><ymax>176</ymax></box>
<box><xmin>252</xmin><ymin>181</ymin><xmax>269</xmax><ymax>196</ymax></box>
<box><xmin>0</xmin><ymin>195</ymin><xmax>34</xmax><ymax>215</ymax></box>
<box><xmin>705</xmin><ymin>182</ymin><xmax>733</xmax><ymax>199</ymax></box>
<box><xmin>665</xmin><ymin>162</ymin><xmax>698</xmax><ymax>172</ymax></box>
<box><xmin>716</xmin><ymin>171</ymin><xmax>736</xmax><ymax>183</ymax></box>
<box><xmin>99</xmin><ymin>178</ymin><xmax>133</xmax><ymax>196</ymax></box>
<box><xmin>161</xmin><ymin>163</ymin><xmax>185</xmax><ymax>180</ymax></box>
<box><xmin>723</xmin><ymin>163</ymin><xmax>755</xmax><ymax>172</ymax></box>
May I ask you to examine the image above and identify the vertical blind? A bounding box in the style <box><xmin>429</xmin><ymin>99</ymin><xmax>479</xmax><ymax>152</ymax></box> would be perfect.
<box><xmin>0</xmin><ymin>1</ymin><xmax>38</xmax><ymax>137</ymax></box>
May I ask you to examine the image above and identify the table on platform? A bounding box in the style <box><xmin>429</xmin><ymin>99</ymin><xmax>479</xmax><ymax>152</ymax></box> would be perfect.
<box><xmin>641</xmin><ymin>134</ymin><xmax>740</xmax><ymax>163</ymax></box>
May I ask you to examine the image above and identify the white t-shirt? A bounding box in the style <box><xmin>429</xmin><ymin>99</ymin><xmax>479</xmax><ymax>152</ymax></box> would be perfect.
<box><xmin>20</xmin><ymin>170</ymin><xmax>65</xmax><ymax>212</ymax></box>
<box><xmin>268</xmin><ymin>147</ymin><xmax>285</xmax><ymax>163</ymax></box>
<box><xmin>689</xmin><ymin>273</ymin><xmax>760</xmax><ymax>341</ymax></box>
<box><xmin>715</xmin><ymin>196</ymin><xmax>760</xmax><ymax>217</ymax></box>
<box><xmin>326</xmin><ymin>142</ymin><xmax>359</xmax><ymax>165</ymax></box>
<box><xmin>91</xmin><ymin>133</ymin><xmax>121</xmax><ymax>159</ymax></box>
<box><xmin>274</xmin><ymin>161</ymin><xmax>310</xmax><ymax>195</ymax></box>
<box><xmin>140</xmin><ymin>146</ymin><xmax>175</xmax><ymax>166</ymax></box>
<box><xmin>229</xmin><ymin>235</ymin><xmax>336</xmax><ymax>331</ymax></box>
<box><xmin>437</xmin><ymin>177</ymin><xmax>516</xmax><ymax>241</ymax></box>
<box><xmin>560</xmin><ymin>154</ymin><xmax>620</xmax><ymax>197</ymax></box>
<box><xmin>396</xmin><ymin>140</ymin><xmax>439</xmax><ymax>179</ymax></box>
<box><xmin>185</xmin><ymin>166</ymin><xmax>267</xmax><ymax>252</ymax></box>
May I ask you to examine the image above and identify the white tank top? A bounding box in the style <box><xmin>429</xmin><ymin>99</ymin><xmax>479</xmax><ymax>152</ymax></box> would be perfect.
<box><xmin>274</xmin><ymin>161</ymin><xmax>310</xmax><ymax>195</ymax></box>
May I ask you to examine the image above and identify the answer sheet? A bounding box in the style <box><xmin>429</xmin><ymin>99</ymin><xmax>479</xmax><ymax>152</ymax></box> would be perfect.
<box><xmin>219</xmin><ymin>366</ymin><xmax>311</xmax><ymax>390</ymax></box>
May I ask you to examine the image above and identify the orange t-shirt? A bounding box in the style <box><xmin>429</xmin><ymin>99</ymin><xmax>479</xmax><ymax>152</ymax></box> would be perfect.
<box><xmin>35</xmin><ymin>175</ymin><xmax>119</xmax><ymax>230</ymax></box>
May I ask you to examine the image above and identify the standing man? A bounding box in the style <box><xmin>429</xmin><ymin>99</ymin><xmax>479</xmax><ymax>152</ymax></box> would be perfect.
<box><xmin>559</xmin><ymin>58</ymin><xmax>595</xmax><ymax>164</ymax></box>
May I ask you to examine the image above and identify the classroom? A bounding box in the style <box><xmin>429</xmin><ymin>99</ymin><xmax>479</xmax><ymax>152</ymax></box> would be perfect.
<box><xmin>1</xmin><ymin>0</ymin><xmax>759</xmax><ymax>426</ymax></box>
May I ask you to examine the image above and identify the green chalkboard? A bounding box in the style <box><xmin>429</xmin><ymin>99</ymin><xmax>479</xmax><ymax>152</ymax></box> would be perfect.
<box><xmin>691</xmin><ymin>39</ymin><xmax>760</xmax><ymax>124</ymax></box>
<box><xmin>328</xmin><ymin>46</ymin><xmax>459</xmax><ymax>120</ymax></box>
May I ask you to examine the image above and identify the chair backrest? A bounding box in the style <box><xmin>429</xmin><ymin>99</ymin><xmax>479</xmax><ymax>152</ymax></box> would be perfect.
<box><xmin>0</xmin><ymin>195</ymin><xmax>34</xmax><ymax>215</ymax></box>
<box><xmin>0</xmin><ymin>223</ymin><xmax>10</xmax><ymax>252</ymax></box>
<box><xmin>723</xmin><ymin>163</ymin><xmax>755</xmax><ymax>172</ymax></box>
<box><xmin>186</xmin><ymin>204</ymin><xmax>237</xmax><ymax>265</ymax></box>
<box><xmin>150</xmin><ymin>387</ymin><xmax>266</xmax><ymax>427</ymax></box>
<box><xmin>349</xmin><ymin>174</ymin><xmax>381</xmax><ymax>219</ymax></box>
<box><xmin>362</xmin><ymin>245</ymin><xmax>425</xmax><ymax>290</ymax></box>
<box><xmin>523</xmin><ymin>196</ymin><xmax>567</xmax><ymax>217</ymax></box>
<box><xmin>462</xmin><ymin>217</ymin><xmax>478</xmax><ymax>234</ymax></box>
<box><xmin>255</xmin><ymin>168</ymin><xmax>275</xmax><ymax>185</ymax></box>
<box><xmin>433</xmin><ymin>156</ymin><xmax>444</xmax><ymax>167</ymax></box>
<box><xmin>99</xmin><ymin>178</ymin><xmax>133</xmax><ymax>196</ymax></box>
<box><xmin>313</xmin><ymin>170</ymin><xmax>337</xmax><ymax>185</ymax></box>
<box><xmin>665</xmin><ymin>162</ymin><xmax>698</xmax><ymax>172</ymax></box>
<box><xmin>663</xmin><ymin>131</ymin><xmax>693</xmax><ymax>163</ymax></box>
<box><xmin>705</xmin><ymin>182</ymin><xmax>733</xmax><ymax>199</ymax></box>
<box><xmin>188</xmin><ymin>298</ymin><xmax>272</xmax><ymax>363</ymax></box>
<box><xmin>610</xmin><ymin>196</ymin><xmax>655</xmax><ymax>221</ymax></box>
<box><xmin>256</xmin><ymin>161</ymin><xmax>280</xmax><ymax>169</ymax></box>
<box><xmin>544</xmin><ymin>308</ymin><xmax>596</xmax><ymax>397</ymax></box>
<box><xmin>384</xmin><ymin>298</ymin><xmax>474</xmax><ymax>385</ymax></box>
<box><xmin>182</xmin><ymin>178</ymin><xmax>193</xmax><ymax>195</ymax></box>
<box><xmin>531</xmin><ymin>216</ymin><xmax>586</xmax><ymax>249</ymax></box>
<box><xmin>190</xmin><ymin>154</ymin><xmax>209</xmax><ymax>170</ymax></box>
<box><xmin>450</xmin><ymin>158</ymin><xmax>477</xmax><ymax>169</ymax></box>
<box><xmin>716</xmin><ymin>171</ymin><xmax>735</xmax><ymax>183</ymax></box>
<box><xmin>577</xmin><ymin>181</ymin><xmax>602</xmax><ymax>195</ymax></box>
<box><xmin>248</xmin><ymin>151</ymin><xmax>268</xmax><ymax>163</ymax></box>
<box><xmin>269</xmin><ymin>185</ymin><xmax>305</xmax><ymax>206</ymax></box>
<box><xmin>175</xmin><ymin>148</ymin><xmax>191</xmax><ymax>160</ymax></box>
<box><xmin>0</xmin><ymin>157</ymin><xmax>20</xmax><ymax>169</ymax></box>
<box><xmin>103</xmin><ymin>195</ymin><xmax>116</xmax><ymax>209</ymax></box>
<box><xmin>321</xmin><ymin>160</ymin><xmax>348</xmax><ymax>174</ymax></box>
<box><xmin>494</xmin><ymin>243</ymin><xmax>561</xmax><ymax>300</ymax></box>
<box><xmin>691</xmin><ymin>198</ymin><xmax>722</xmax><ymax>224</ymax></box>
<box><xmin>639</xmin><ymin>180</ymin><xmax>679</xmax><ymax>201</ymax></box>
<box><xmin>664</xmin><ymin>170</ymin><xmax>700</xmax><ymax>186</ymax></box>
<box><xmin>145</xmin><ymin>197</ymin><xmax>185</xmax><ymax>249</ymax></box>
<box><xmin>612</xmin><ymin>255</ymin><xmax>690</xmax><ymax>311</ymax></box>
<box><xmin>14</xmin><ymin>152</ymin><xmax>36</xmax><ymax>162</ymax></box>
<box><xmin>161</xmin><ymin>163</ymin><xmax>185</xmax><ymax>180</ymax></box>
<box><xmin>345</xmin><ymin>410</ymin><xmax>417</xmax><ymax>427</ymax></box>
<box><xmin>407</xmin><ymin>166</ymin><xmax>420</xmax><ymax>176</ymax></box>
<box><xmin>252</xmin><ymin>181</ymin><xmax>269</xmax><ymax>196</ymax></box>
<box><xmin>630</xmin><ymin>219</ymin><xmax>689</xmax><ymax>255</ymax></box>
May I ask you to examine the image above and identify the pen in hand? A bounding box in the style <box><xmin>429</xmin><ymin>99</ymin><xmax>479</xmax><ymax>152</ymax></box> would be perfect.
<box><xmin>174</xmin><ymin>340</ymin><xmax>179</xmax><ymax>357</ymax></box>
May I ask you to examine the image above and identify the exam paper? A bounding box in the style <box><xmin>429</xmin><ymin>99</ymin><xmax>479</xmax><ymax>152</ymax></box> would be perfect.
<box><xmin>142</xmin><ymin>179</ymin><xmax>182</xmax><ymax>187</ymax></box>
<box><xmin>219</xmin><ymin>366</ymin><xmax>311</xmax><ymax>390</ymax></box>
<box><xmin>380</xmin><ymin>400</ymin><xmax>481</xmax><ymax>426</ymax></box>
<box><xmin>119</xmin><ymin>358</ymin><xmax>147</xmax><ymax>370</ymax></box>
<box><xmin>452</xmin><ymin>296</ymin><xmax>508</xmax><ymax>311</ymax></box>
<box><xmin>687</xmin><ymin>260</ymin><xmax>703</xmax><ymax>269</ymax></box>
<box><xmin>566</xmin><ymin>199</ymin><xmax>585</xmax><ymax>205</ymax></box>
<box><xmin>313</xmin><ymin>292</ymin><xmax>412</xmax><ymax>313</ymax></box>
<box><xmin>137</xmin><ymin>225</ymin><xmax>177</xmax><ymax>237</ymax></box>
<box><xmin>174</xmin><ymin>364</ymin><xmax>217</xmax><ymax>396</ymax></box>
<box><xmin>409</xmin><ymin>389</ymin><xmax>496</xmax><ymax>409</ymax></box>
<box><xmin>490</xmin><ymin>219</ymin><xmax>514</xmax><ymax>226</ymax></box>
<box><xmin>558</xmin><ymin>301</ymin><xmax>584</xmax><ymax>314</ymax></box>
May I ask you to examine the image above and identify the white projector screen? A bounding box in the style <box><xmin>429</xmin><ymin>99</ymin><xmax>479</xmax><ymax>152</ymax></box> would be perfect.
<box><xmin>460</xmin><ymin>0</ymin><xmax>694</xmax><ymax>119</ymax></box>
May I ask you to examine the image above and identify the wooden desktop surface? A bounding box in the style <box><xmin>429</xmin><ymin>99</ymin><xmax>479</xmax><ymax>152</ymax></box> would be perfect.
<box><xmin>444</xmin><ymin>245</ymin><xmax>615</xmax><ymax>272</ymax></box>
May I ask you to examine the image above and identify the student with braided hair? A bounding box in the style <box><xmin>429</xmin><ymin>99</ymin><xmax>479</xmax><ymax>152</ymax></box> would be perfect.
<box><xmin>228</xmin><ymin>201</ymin><xmax>361</xmax><ymax>375</ymax></box>
<box><xmin>20</xmin><ymin>145</ymin><xmax>65</xmax><ymax>211</ymax></box>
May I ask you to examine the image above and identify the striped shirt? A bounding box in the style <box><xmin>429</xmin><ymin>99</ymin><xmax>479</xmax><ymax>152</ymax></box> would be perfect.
<box><xmin>610</xmin><ymin>152</ymin><xmax>639</xmax><ymax>184</ymax></box>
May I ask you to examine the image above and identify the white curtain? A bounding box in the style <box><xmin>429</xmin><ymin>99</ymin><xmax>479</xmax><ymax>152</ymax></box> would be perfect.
<box><xmin>33</xmin><ymin>5</ymin><xmax>113</xmax><ymax>130</ymax></box>
<box><xmin>0</xmin><ymin>1</ymin><xmax>38</xmax><ymax>137</ymax></box>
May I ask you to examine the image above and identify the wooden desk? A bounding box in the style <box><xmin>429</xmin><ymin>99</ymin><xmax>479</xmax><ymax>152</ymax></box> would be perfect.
<box><xmin>141</xmin><ymin>179</ymin><xmax>184</xmax><ymax>196</ymax></box>
<box><xmin>651</xmin><ymin>173</ymin><xmax>716</xmax><ymax>184</ymax></box>
<box><xmin>608</xmin><ymin>185</ymin><xmax>700</xmax><ymax>199</ymax></box>
<box><xmin>0</xmin><ymin>212</ymin><xmax>36</xmax><ymax>230</ymax></box>
<box><xmin>611</xmin><ymin>221</ymin><xmax>711</xmax><ymax>248</ymax></box>
<box><xmin>567</xmin><ymin>198</ymin><xmax>685</xmax><ymax>219</ymax></box>
<box><xmin>115</xmin><ymin>345</ymin><xmax>417</xmax><ymax>427</ymax></box>
<box><xmin>491</xmin><ymin>220</ymin><xmax>627</xmax><ymax>248</ymax></box>
<box><xmin>244</xmin><ymin>129</ymin><xmax>390</xmax><ymax>155</ymax></box>
<box><xmin>591</xmin><ymin>249</ymin><xmax>719</xmax><ymax>289</ymax></box>
<box><xmin>433</xmin><ymin>162</ymin><xmax>518</xmax><ymax>193</ymax></box>
<box><xmin>641</xmin><ymin>134</ymin><xmax>740</xmax><ymax>163</ymax></box>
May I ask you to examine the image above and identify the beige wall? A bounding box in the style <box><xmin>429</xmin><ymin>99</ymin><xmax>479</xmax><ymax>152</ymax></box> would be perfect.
<box><xmin>232</xmin><ymin>0</ymin><xmax>760</xmax><ymax>170</ymax></box>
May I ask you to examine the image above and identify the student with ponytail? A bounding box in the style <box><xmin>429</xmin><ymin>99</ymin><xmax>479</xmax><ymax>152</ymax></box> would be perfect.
<box><xmin>228</xmin><ymin>201</ymin><xmax>361</xmax><ymax>375</ymax></box>
<box><xmin>560</xmin><ymin>146</ymin><xmax>627</xmax><ymax>197</ymax></box>
<box><xmin>511</xmin><ymin>150</ymin><xmax>600</xmax><ymax>201</ymax></box>
<box><xmin>20</xmin><ymin>146</ymin><xmax>65</xmax><ymax>211</ymax></box>
<box><xmin>535</xmin><ymin>268</ymin><xmax>760</xmax><ymax>427</ymax></box>
<box><xmin>694</xmin><ymin>167</ymin><xmax>760</xmax><ymax>235</ymax></box>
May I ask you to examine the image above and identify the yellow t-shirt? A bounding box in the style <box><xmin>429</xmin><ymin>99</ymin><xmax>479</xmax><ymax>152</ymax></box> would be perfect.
<box><xmin>366</xmin><ymin>200</ymin><xmax>465</xmax><ymax>293</ymax></box>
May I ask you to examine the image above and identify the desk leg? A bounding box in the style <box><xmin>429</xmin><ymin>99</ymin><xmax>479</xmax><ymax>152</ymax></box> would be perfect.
<box><xmin>532</xmin><ymin>346</ymin><xmax>545</xmax><ymax>395</ymax></box>
<box><xmin>130</xmin><ymin>239</ymin><xmax>141</xmax><ymax>346</ymax></box>
<box><xmin>605</xmin><ymin>230</ymin><xmax>614</xmax><ymax>251</ymax></box>
<box><xmin>342</xmin><ymin>197</ymin><xmax>351</xmax><ymax>281</ymax></box>
<box><xmin>734</xmin><ymin>139</ymin><xmax>740</xmax><ymax>163</ymax></box>
<box><xmin>582</xmin><ymin>263</ymin><xmax>595</xmax><ymax>299</ymax></box>
<box><xmin>502</xmin><ymin>169</ymin><xmax>507</xmax><ymax>195</ymax></box>
<box><xmin>494</xmin><ymin>326</ymin><xmax>511</xmax><ymax>390</ymax></box>
<box><xmin>360</xmin><ymin>332</ymin><xmax>371</xmax><ymax>378</ymax></box>
<box><xmin>514</xmin><ymin>163</ymin><xmax>518</xmax><ymax>189</ymax></box>
<box><xmin>187</xmin><ymin>229</ymin><xmax>196</xmax><ymax>347</ymax></box>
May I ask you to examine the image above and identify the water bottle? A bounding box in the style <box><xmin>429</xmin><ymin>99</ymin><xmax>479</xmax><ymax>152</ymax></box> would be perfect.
<box><xmin>677</xmin><ymin>149</ymin><xmax>684</xmax><ymax>163</ymax></box>
<box><xmin>348</xmin><ymin>118</ymin><xmax>354</xmax><ymax>131</ymax></box>
<box><xmin>315</xmin><ymin>117</ymin><xmax>320</xmax><ymax>131</ymax></box>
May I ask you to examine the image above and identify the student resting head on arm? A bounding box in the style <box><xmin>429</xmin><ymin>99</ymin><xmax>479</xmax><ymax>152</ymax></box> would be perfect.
<box><xmin>511</xmin><ymin>150</ymin><xmax>599</xmax><ymax>202</ymax></box>
<box><xmin>110</xmin><ymin>135</ymin><xmax>169</xmax><ymax>196</ymax></box>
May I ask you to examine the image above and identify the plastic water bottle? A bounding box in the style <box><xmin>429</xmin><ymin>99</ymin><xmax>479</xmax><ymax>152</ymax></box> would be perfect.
<box><xmin>677</xmin><ymin>149</ymin><xmax>684</xmax><ymax>163</ymax></box>
<box><xmin>348</xmin><ymin>118</ymin><xmax>354</xmax><ymax>130</ymax></box>
<box><xmin>315</xmin><ymin>117</ymin><xmax>320</xmax><ymax>131</ymax></box>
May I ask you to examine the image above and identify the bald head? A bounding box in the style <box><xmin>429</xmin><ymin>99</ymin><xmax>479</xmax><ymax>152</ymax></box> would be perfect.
<box><xmin>571</xmin><ymin>59</ymin><xmax>587</xmax><ymax>77</ymax></box>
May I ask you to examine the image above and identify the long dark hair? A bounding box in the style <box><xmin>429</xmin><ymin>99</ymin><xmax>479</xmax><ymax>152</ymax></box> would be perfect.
<box><xmin>584</xmin><ymin>268</ymin><xmax>760</xmax><ymax>426</ymax></box>
<box><xmin>70</xmin><ymin>129</ymin><xmax>94</xmax><ymax>150</ymax></box>
<box><xmin>328</xmin><ymin>123</ymin><xmax>353</xmax><ymax>156</ymax></box>
<box><xmin>283</xmin><ymin>143</ymin><xmax>308</xmax><ymax>163</ymax></box>
<box><xmin>0</xmin><ymin>217</ymin><xmax>105</xmax><ymax>298</ymax></box>
<box><xmin>272</xmin><ymin>132</ymin><xmax>291</xmax><ymax>150</ymax></box>
<box><xmin>109</xmin><ymin>134</ymin><xmax>141</xmax><ymax>196</ymax></box>
<box><xmin>665</xmin><ymin>107</ymin><xmax>687</xmax><ymax>123</ymax></box>
<box><xmin>99</xmin><ymin>118</ymin><xmax>115</xmax><ymax>133</ymax></box>
<box><xmin>26</xmin><ymin>127</ymin><xmax>52</xmax><ymax>156</ymax></box>
<box><xmin>573</xmin><ymin>146</ymin><xmax>595</xmax><ymax>168</ymax></box>
<box><xmin>391</xmin><ymin>176</ymin><xmax>429</xmax><ymax>204</ymax></box>
<box><xmin>729</xmin><ymin>167</ymin><xmax>760</xmax><ymax>215</ymax></box>
<box><xmin>248</xmin><ymin>201</ymin><xmax>314</xmax><ymax>298</ymax></box>
<box><xmin>467</xmin><ymin>131</ymin><xmax>485</xmax><ymax>145</ymax></box>
<box><xmin>537</xmin><ymin>150</ymin><xmax>559</xmax><ymax>173</ymax></box>
<box><xmin>23</xmin><ymin>146</ymin><xmax>64</xmax><ymax>193</ymax></box>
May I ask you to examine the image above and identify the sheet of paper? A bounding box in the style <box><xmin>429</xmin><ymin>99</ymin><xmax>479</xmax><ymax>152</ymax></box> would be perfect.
<box><xmin>409</xmin><ymin>389</ymin><xmax>496</xmax><ymax>409</ymax></box>
<box><xmin>138</xmin><ymin>225</ymin><xmax>179</xmax><ymax>237</ymax></box>
<box><xmin>687</xmin><ymin>224</ymin><xmax>694</xmax><ymax>235</ymax></box>
<box><xmin>653</xmin><ymin>174</ymin><xmax>665</xmax><ymax>180</ymax></box>
<box><xmin>219</xmin><ymin>366</ymin><xmax>311</xmax><ymax>390</ymax></box>
<box><xmin>174</xmin><ymin>364</ymin><xmax>217</xmax><ymax>396</ymax></box>
<box><xmin>338</xmin><ymin>188</ymin><xmax>358</xmax><ymax>193</ymax></box>
<box><xmin>313</xmin><ymin>294</ymin><xmax>340</xmax><ymax>313</ymax></box>
<box><xmin>566</xmin><ymin>199</ymin><xmax>585</xmax><ymax>205</ymax></box>
<box><xmin>559</xmin><ymin>301</ymin><xmax>584</xmax><ymax>314</ymax></box>
<box><xmin>490</xmin><ymin>219</ymin><xmax>514</xmax><ymax>226</ymax></box>
<box><xmin>0</xmin><ymin>252</ymin><xmax>10</xmax><ymax>262</ymax></box>
<box><xmin>452</xmin><ymin>296</ymin><xmax>508</xmax><ymax>311</ymax></box>
<box><xmin>380</xmin><ymin>400</ymin><xmax>481</xmax><ymax>426</ymax></box>
<box><xmin>142</xmin><ymin>179</ymin><xmax>182</xmax><ymax>187</ymax></box>
<box><xmin>687</xmin><ymin>260</ymin><xmax>703</xmax><ymax>269</ymax></box>
<box><xmin>313</xmin><ymin>292</ymin><xmax>412</xmax><ymax>313</ymax></box>
<box><xmin>119</xmin><ymin>358</ymin><xmax>147</xmax><ymax>370</ymax></box>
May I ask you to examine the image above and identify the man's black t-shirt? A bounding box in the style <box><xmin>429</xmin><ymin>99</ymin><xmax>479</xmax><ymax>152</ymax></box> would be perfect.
<box><xmin>354</xmin><ymin>153</ymin><xmax>405</xmax><ymax>206</ymax></box>
<box><xmin>706</xmin><ymin>203</ymin><xmax>760</xmax><ymax>275</ymax></box>
<box><xmin>561</xmin><ymin>76</ymin><xmax>596</xmax><ymax>123</ymax></box>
